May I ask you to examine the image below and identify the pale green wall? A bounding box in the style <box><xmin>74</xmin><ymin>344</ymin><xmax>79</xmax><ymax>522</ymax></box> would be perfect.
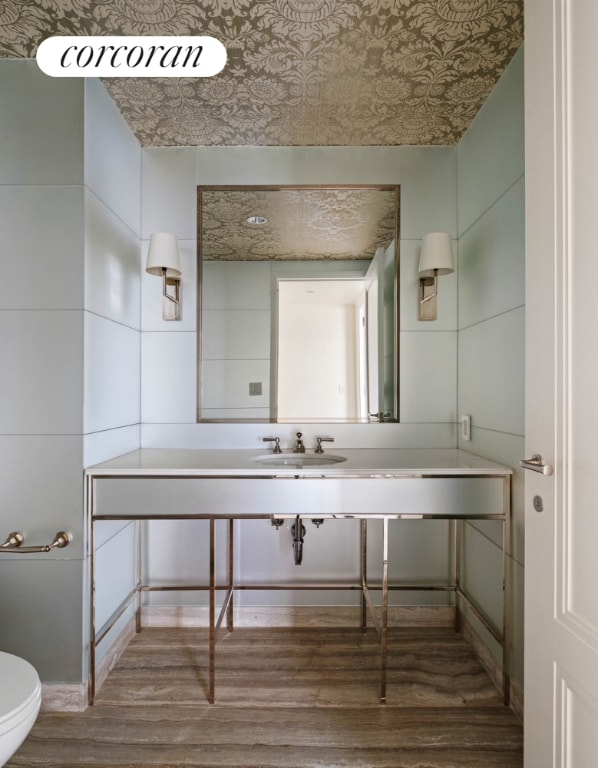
<box><xmin>0</xmin><ymin>61</ymin><xmax>141</xmax><ymax>685</ymax></box>
<box><xmin>0</xmin><ymin>51</ymin><xmax>525</xmax><ymax>692</ymax></box>
<box><xmin>456</xmin><ymin>47</ymin><xmax>525</xmax><ymax>690</ymax></box>
<box><xmin>0</xmin><ymin>61</ymin><xmax>87</xmax><ymax>683</ymax></box>
<box><xmin>140</xmin><ymin>144</ymin><xmax>459</xmax><ymax>446</ymax></box>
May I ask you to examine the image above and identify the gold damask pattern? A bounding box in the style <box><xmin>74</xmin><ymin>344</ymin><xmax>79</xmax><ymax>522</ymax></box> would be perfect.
<box><xmin>200</xmin><ymin>188</ymin><xmax>397</xmax><ymax>261</ymax></box>
<box><xmin>0</xmin><ymin>0</ymin><xmax>523</xmax><ymax>146</ymax></box>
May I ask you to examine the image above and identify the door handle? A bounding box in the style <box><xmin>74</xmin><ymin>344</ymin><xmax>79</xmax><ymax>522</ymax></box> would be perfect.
<box><xmin>520</xmin><ymin>454</ymin><xmax>553</xmax><ymax>475</ymax></box>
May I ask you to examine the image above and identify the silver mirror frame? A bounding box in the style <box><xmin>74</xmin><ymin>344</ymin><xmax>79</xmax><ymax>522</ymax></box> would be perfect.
<box><xmin>196</xmin><ymin>184</ymin><xmax>400</xmax><ymax>424</ymax></box>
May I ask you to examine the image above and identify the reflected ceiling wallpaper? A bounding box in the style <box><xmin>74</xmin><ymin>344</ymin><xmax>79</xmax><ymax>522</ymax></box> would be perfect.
<box><xmin>199</xmin><ymin>187</ymin><xmax>398</xmax><ymax>260</ymax></box>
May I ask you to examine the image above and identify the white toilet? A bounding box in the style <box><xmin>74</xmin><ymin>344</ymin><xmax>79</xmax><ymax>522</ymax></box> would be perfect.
<box><xmin>0</xmin><ymin>652</ymin><xmax>41</xmax><ymax>767</ymax></box>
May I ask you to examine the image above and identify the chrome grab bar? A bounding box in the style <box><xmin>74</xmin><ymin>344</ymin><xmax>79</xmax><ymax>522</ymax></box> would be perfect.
<box><xmin>520</xmin><ymin>454</ymin><xmax>554</xmax><ymax>475</ymax></box>
<box><xmin>0</xmin><ymin>530</ymin><xmax>72</xmax><ymax>553</ymax></box>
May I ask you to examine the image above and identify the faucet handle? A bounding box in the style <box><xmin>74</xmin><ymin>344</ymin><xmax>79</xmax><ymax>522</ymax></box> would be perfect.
<box><xmin>262</xmin><ymin>436</ymin><xmax>282</xmax><ymax>454</ymax></box>
<box><xmin>315</xmin><ymin>436</ymin><xmax>334</xmax><ymax>454</ymax></box>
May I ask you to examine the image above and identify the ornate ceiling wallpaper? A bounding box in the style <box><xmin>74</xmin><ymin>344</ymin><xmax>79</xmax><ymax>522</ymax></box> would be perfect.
<box><xmin>199</xmin><ymin>187</ymin><xmax>398</xmax><ymax>261</ymax></box>
<box><xmin>0</xmin><ymin>0</ymin><xmax>523</xmax><ymax>147</ymax></box>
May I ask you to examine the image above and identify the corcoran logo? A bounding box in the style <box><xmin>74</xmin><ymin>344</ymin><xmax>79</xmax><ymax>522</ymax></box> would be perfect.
<box><xmin>36</xmin><ymin>36</ymin><xmax>227</xmax><ymax>78</ymax></box>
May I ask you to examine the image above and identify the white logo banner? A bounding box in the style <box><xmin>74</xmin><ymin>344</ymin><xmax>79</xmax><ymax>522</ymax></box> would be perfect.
<box><xmin>36</xmin><ymin>36</ymin><xmax>227</xmax><ymax>77</ymax></box>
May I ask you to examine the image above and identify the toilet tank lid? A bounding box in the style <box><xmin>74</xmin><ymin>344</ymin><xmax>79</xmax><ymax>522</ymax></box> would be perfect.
<box><xmin>0</xmin><ymin>652</ymin><xmax>41</xmax><ymax>722</ymax></box>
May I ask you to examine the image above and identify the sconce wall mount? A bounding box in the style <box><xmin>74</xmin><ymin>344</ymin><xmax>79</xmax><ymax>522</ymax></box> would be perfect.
<box><xmin>146</xmin><ymin>232</ymin><xmax>182</xmax><ymax>321</ymax></box>
<box><xmin>418</xmin><ymin>232</ymin><xmax>454</xmax><ymax>321</ymax></box>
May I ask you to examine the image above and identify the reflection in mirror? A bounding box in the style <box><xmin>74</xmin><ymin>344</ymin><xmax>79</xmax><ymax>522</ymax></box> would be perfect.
<box><xmin>197</xmin><ymin>186</ymin><xmax>399</xmax><ymax>423</ymax></box>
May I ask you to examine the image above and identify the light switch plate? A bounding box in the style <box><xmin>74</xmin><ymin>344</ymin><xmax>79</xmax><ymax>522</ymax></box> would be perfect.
<box><xmin>461</xmin><ymin>414</ymin><xmax>471</xmax><ymax>441</ymax></box>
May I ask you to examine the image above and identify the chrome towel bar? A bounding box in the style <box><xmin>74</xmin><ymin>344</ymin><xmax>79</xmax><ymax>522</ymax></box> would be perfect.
<box><xmin>0</xmin><ymin>531</ymin><xmax>72</xmax><ymax>553</ymax></box>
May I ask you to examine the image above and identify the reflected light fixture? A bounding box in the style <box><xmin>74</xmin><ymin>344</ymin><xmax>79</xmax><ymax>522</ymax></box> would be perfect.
<box><xmin>418</xmin><ymin>232</ymin><xmax>454</xmax><ymax>321</ymax></box>
<box><xmin>246</xmin><ymin>215</ymin><xmax>267</xmax><ymax>225</ymax></box>
<box><xmin>146</xmin><ymin>232</ymin><xmax>182</xmax><ymax>321</ymax></box>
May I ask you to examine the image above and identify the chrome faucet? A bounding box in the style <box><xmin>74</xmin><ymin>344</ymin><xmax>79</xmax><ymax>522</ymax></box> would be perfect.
<box><xmin>293</xmin><ymin>432</ymin><xmax>306</xmax><ymax>453</ymax></box>
<box><xmin>314</xmin><ymin>436</ymin><xmax>334</xmax><ymax>454</ymax></box>
<box><xmin>262</xmin><ymin>436</ymin><xmax>282</xmax><ymax>454</ymax></box>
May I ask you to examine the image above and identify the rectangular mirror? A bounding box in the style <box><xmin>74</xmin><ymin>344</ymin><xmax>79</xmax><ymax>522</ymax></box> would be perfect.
<box><xmin>197</xmin><ymin>185</ymin><xmax>400</xmax><ymax>423</ymax></box>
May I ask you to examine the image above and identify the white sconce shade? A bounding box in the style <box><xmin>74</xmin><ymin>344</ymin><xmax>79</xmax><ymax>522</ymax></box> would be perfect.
<box><xmin>418</xmin><ymin>232</ymin><xmax>453</xmax><ymax>321</ymax></box>
<box><xmin>146</xmin><ymin>233</ymin><xmax>182</xmax><ymax>320</ymax></box>
<box><xmin>146</xmin><ymin>232</ymin><xmax>181</xmax><ymax>278</ymax></box>
<box><xmin>418</xmin><ymin>232</ymin><xmax>454</xmax><ymax>277</ymax></box>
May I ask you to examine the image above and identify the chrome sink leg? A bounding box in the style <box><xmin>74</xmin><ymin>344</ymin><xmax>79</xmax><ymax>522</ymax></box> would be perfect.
<box><xmin>291</xmin><ymin>515</ymin><xmax>305</xmax><ymax>565</ymax></box>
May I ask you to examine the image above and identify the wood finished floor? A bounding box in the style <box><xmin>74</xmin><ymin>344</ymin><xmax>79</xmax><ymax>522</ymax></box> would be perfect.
<box><xmin>9</xmin><ymin>627</ymin><xmax>523</xmax><ymax>768</ymax></box>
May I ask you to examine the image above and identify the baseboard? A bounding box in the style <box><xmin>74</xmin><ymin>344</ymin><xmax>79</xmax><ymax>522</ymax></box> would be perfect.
<box><xmin>461</xmin><ymin>614</ymin><xmax>523</xmax><ymax>719</ymax></box>
<box><xmin>509</xmin><ymin>676</ymin><xmax>524</xmax><ymax>720</ymax></box>
<box><xmin>95</xmin><ymin>615</ymin><xmax>137</xmax><ymax>692</ymax></box>
<box><xmin>141</xmin><ymin>604</ymin><xmax>456</xmax><ymax>628</ymax></box>
<box><xmin>41</xmin><ymin>684</ymin><xmax>88</xmax><ymax>712</ymax></box>
<box><xmin>43</xmin><ymin>617</ymin><xmax>137</xmax><ymax>712</ymax></box>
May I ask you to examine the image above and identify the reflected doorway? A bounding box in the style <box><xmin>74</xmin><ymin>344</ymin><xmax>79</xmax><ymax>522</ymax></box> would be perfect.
<box><xmin>275</xmin><ymin>277</ymin><xmax>377</xmax><ymax>422</ymax></box>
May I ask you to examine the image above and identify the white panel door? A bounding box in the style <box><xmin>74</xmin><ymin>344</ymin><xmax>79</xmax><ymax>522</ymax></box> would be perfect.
<box><xmin>524</xmin><ymin>1</ymin><xmax>598</xmax><ymax>765</ymax></box>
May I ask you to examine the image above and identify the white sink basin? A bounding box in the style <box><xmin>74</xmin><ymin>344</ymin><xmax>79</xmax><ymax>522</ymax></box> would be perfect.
<box><xmin>253</xmin><ymin>453</ymin><xmax>347</xmax><ymax>467</ymax></box>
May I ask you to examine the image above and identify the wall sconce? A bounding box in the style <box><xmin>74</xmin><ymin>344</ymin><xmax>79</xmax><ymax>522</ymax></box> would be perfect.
<box><xmin>146</xmin><ymin>232</ymin><xmax>182</xmax><ymax>321</ymax></box>
<box><xmin>418</xmin><ymin>232</ymin><xmax>454</xmax><ymax>321</ymax></box>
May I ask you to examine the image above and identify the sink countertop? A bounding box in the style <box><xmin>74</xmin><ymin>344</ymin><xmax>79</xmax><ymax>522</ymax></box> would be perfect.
<box><xmin>85</xmin><ymin>448</ymin><xmax>512</xmax><ymax>478</ymax></box>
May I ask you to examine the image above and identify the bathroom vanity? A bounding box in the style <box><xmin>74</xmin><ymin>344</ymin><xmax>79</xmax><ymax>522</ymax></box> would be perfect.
<box><xmin>86</xmin><ymin>448</ymin><xmax>512</xmax><ymax>706</ymax></box>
